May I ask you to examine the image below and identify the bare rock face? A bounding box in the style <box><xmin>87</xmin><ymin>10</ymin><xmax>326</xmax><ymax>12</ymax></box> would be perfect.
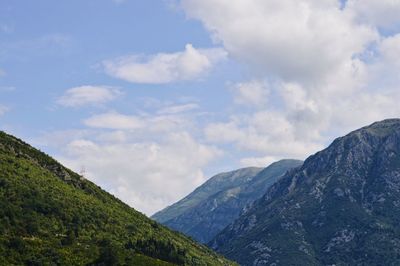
<box><xmin>211</xmin><ymin>119</ymin><xmax>400</xmax><ymax>266</ymax></box>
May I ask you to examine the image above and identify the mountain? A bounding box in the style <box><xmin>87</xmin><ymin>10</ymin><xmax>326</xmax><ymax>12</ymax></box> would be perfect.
<box><xmin>210</xmin><ymin>119</ymin><xmax>400</xmax><ymax>265</ymax></box>
<box><xmin>153</xmin><ymin>160</ymin><xmax>303</xmax><ymax>243</ymax></box>
<box><xmin>152</xmin><ymin>167</ymin><xmax>263</xmax><ymax>224</ymax></box>
<box><xmin>0</xmin><ymin>131</ymin><xmax>235</xmax><ymax>266</ymax></box>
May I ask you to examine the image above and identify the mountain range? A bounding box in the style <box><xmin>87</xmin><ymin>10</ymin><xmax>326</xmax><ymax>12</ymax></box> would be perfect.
<box><xmin>210</xmin><ymin>119</ymin><xmax>400</xmax><ymax>265</ymax></box>
<box><xmin>153</xmin><ymin>160</ymin><xmax>302</xmax><ymax>243</ymax></box>
<box><xmin>3</xmin><ymin>119</ymin><xmax>400</xmax><ymax>265</ymax></box>
<box><xmin>0</xmin><ymin>131</ymin><xmax>235</xmax><ymax>265</ymax></box>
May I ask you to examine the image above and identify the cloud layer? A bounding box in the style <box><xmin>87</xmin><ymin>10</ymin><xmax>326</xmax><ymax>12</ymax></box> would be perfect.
<box><xmin>45</xmin><ymin>106</ymin><xmax>221</xmax><ymax>215</ymax></box>
<box><xmin>57</xmin><ymin>86</ymin><xmax>121</xmax><ymax>107</ymax></box>
<box><xmin>180</xmin><ymin>0</ymin><xmax>400</xmax><ymax>165</ymax></box>
<box><xmin>103</xmin><ymin>44</ymin><xmax>227</xmax><ymax>84</ymax></box>
<box><xmin>231</xmin><ymin>81</ymin><xmax>269</xmax><ymax>107</ymax></box>
<box><xmin>181</xmin><ymin>0</ymin><xmax>378</xmax><ymax>83</ymax></box>
<box><xmin>39</xmin><ymin>0</ymin><xmax>400</xmax><ymax>216</ymax></box>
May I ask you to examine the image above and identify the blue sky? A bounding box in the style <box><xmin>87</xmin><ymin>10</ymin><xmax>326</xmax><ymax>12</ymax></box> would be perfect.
<box><xmin>1</xmin><ymin>0</ymin><xmax>400</xmax><ymax>215</ymax></box>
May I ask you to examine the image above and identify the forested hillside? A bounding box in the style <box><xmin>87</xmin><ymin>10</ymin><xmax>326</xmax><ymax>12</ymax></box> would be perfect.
<box><xmin>0</xmin><ymin>131</ymin><xmax>235</xmax><ymax>266</ymax></box>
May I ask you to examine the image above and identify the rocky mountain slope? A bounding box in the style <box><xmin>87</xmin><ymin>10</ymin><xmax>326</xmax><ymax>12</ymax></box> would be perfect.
<box><xmin>211</xmin><ymin>119</ymin><xmax>400</xmax><ymax>265</ymax></box>
<box><xmin>152</xmin><ymin>167</ymin><xmax>263</xmax><ymax>224</ymax></box>
<box><xmin>0</xmin><ymin>131</ymin><xmax>235</xmax><ymax>265</ymax></box>
<box><xmin>153</xmin><ymin>160</ymin><xmax>302</xmax><ymax>243</ymax></box>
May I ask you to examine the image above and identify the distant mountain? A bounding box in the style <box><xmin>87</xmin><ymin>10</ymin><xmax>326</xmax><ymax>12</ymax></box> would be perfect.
<box><xmin>152</xmin><ymin>167</ymin><xmax>263</xmax><ymax>223</ymax></box>
<box><xmin>211</xmin><ymin>119</ymin><xmax>400</xmax><ymax>265</ymax></box>
<box><xmin>0</xmin><ymin>131</ymin><xmax>235</xmax><ymax>266</ymax></box>
<box><xmin>153</xmin><ymin>160</ymin><xmax>302</xmax><ymax>243</ymax></box>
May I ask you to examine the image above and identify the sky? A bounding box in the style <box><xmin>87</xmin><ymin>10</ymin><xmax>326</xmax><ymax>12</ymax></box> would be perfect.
<box><xmin>1</xmin><ymin>0</ymin><xmax>400</xmax><ymax>216</ymax></box>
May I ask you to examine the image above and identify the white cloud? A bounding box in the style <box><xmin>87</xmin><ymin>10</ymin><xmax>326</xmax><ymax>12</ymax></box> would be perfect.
<box><xmin>379</xmin><ymin>34</ymin><xmax>400</xmax><ymax>67</ymax></box>
<box><xmin>57</xmin><ymin>85</ymin><xmax>121</xmax><ymax>107</ymax></box>
<box><xmin>240</xmin><ymin>155</ymin><xmax>278</xmax><ymax>168</ymax></box>
<box><xmin>330</xmin><ymin>89</ymin><xmax>400</xmax><ymax>130</ymax></box>
<box><xmin>347</xmin><ymin>0</ymin><xmax>400</xmax><ymax>30</ymax></box>
<box><xmin>103</xmin><ymin>43</ymin><xmax>227</xmax><ymax>84</ymax></box>
<box><xmin>39</xmin><ymin>0</ymin><xmax>400</xmax><ymax>217</ymax></box>
<box><xmin>56</xmin><ymin>131</ymin><xmax>221</xmax><ymax>216</ymax></box>
<box><xmin>84</xmin><ymin>112</ymin><xmax>144</xmax><ymax>130</ymax></box>
<box><xmin>205</xmin><ymin>111</ymin><xmax>323</xmax><ymax>159</ymax></box>
<box><xmin>83</xmin><ymin>111</ymin><xmax>189</xmax><ymax>133</ymax></box>
<box><xmin>181</xmin><ymin>0</ymin><xmax>377</xmax><ymax>83</ymax></box>
<box><xmin>157</xmin><ymin>103</ymin><xmax>199</xmax><ymax>114</ymax></box>
<box><xmin>232</xmin><ymin>80</ymin><xmax>269</xmax><ymax>107</ymax></box>
<box><xmin>180</xmin><ymin>0</ymin><xmax>400</xmax><ymax>166</ymax></box>
<box><xmin>40</xmin><ymin>98</ymin><xmax>223</xmax><ymax>216</ymax></box>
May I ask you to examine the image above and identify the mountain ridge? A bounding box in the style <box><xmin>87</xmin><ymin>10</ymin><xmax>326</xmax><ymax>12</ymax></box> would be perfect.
<box><xmin>210</xmin><ymin>119</ymin><xmax>400</xmax><ymax>265</ymax></box>
<box><xmin>152</xmin><ymin>167</ymin><xmax>263</xmax><ymax>223</ymax></box>
<box><xmin>154</xmin><ymin>159</ymin><xmax>303</xmax><ymax>243</ymax></box>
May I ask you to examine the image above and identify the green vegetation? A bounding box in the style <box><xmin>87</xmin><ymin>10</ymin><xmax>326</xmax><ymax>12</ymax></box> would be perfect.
<box><xmin>0</xmin><ymin>131</ymin><xmax>235</xmax><ymax>265</ymax></box>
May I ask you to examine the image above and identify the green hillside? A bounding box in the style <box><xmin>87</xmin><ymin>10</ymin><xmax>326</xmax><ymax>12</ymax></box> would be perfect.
<box><xmin>0</xmin><ymin>131</ymin><xmax>235</xmax><ymax>266</ymax></box>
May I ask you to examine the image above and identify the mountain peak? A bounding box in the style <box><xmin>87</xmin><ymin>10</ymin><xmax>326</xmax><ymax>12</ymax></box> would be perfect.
<box><xmin>363</xmin><ymin>118</ymin><xmax>400</xmax><ymax>131</ymax></box>
<box><xmin>297</xmin><ymin>118</ymin><xmax>400</xmax><ymax>181</ymax></box>
<box><xmin>332</xmin><ymin>118</ymin><xmax>400</xmax><ymax>148</ymax></box>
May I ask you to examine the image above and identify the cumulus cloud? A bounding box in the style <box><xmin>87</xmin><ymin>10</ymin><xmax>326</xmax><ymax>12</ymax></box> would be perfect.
<box><xmin>240</xmin><ymin>155</ymin><xmax>279</xmax><ymax>168</ymax></box>
<box><xmin>65</xmin><ymin>132</ymin><xmax>221</xmax><ymax>215</ymax></box>
<box><xmin>347</xmin><ymin>0</ymin><xmax>400</xmax><ymax>30</ymax></box>
<box><xmin>57</xmin><ymin>85</ymin><xmax>121</xmax><ymax>107</ymax></box>
<box><xmin>180</xmin><ymin>0</ymin><xmax>400</xmax><ymax>164</ymax></box>
<box><xmin>205</xmin><ymin>111</ymin><xmax>324</xmax><ymax>158</ymax></box>
<box><xmin>232</xmin><ymin>80</ymin><xmax>269</xmax><ymax>107</ymax></box>
<box><xmin>181</xmin><ymin>0</ymin><xmax>377</xmax><ymax>83</ymax></box>
<box><xmin>103</xmin><ymin>44</ymin><xmax>227</xmax><ymax>84</ymax></box>
<box><xmin>44</xmin><ymin>106</ymin><xmax>222</xmax><ymax>215</ymax></box>
<box><xmin>40</xmin><ymin>0</ymin><xmax>400</xmax><ymax>216</ymax></box>
<box><xmin>379</xmin><ymin>34</ymin><xmax>400</xmax><ymax>67</ymax></box>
